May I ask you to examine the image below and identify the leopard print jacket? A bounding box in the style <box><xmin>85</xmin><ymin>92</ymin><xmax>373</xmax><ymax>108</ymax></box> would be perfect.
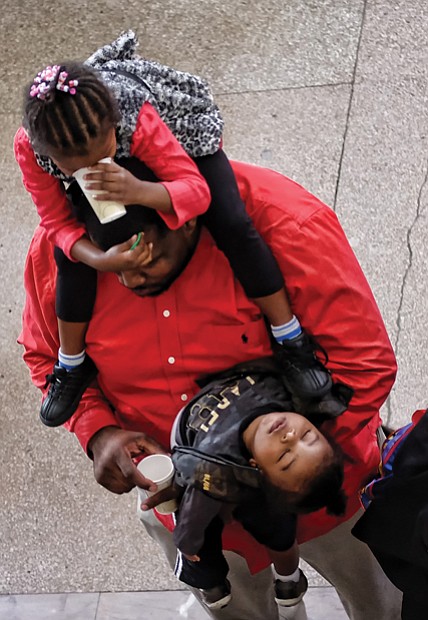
<box><xmin>35</xmin><ymin>30</ymin><xmax>224</xmax><ymax>181</ymax></box>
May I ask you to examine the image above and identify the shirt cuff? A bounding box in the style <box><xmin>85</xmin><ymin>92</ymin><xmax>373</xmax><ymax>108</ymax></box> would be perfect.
<box><xmin>64</xmin><ymin>389</ymin><xmax>119</xmax><ymax>454</ymax></box>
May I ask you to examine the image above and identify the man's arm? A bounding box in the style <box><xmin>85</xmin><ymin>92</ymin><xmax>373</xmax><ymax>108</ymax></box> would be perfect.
<box><xmin>261</xmin><ymin>204</ymin><xmax>397</xmax><ymax>438</ymax></box>
<box><xmin>230</xmin><ymin>162</ymin><xmax>398</xmax><ymax>539</ymax></box>
<box><xmin>19</xmin><ymin>228</ymin><xmax>167</xmax><ymax>494</ymax></box>
<box><xmin>18</xmin><ymin>228</ymin><xmax>119</xmax><ymax>450</ymax></box>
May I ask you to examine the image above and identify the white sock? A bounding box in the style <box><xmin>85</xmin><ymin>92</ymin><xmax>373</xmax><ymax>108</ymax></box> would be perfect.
<box><xmin>273</xmin><ymin>566</ymin><xmax>300</xmax><ymax>583</ymax></box>
<box><xmin>58</xmin><ymin>348</ymin><xmax>86</xmax><ymax>371</ymax></box>
<box><xmin>271</xmin><ymin>316</ymin><xmax>302</xmax><ymax>343</ymax></box>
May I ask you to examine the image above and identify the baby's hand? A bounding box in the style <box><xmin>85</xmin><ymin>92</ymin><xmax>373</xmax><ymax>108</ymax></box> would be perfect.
<box><xmin>183</xmin><ymin>553</ymin><xmax>200</xmax><ymax>562</ymax></box>
<box><xmin>83</xmin><ymin>160</ymin><xmax>144</xmax><ymax>205</ymax></box>
<box><xmin>98</xmin><ymin>233</ymin><xmax>153</xmax><ymax>273</ymax></box>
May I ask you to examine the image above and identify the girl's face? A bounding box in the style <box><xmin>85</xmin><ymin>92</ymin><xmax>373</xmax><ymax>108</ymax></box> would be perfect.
<box><xmin>48</xmin><ymin>124</ymin><xmax>117</xmax><ymax>176</ymax></box>
<box><xmin>243</xmin><ymin>411</ymin><xmax>333</xmax><ymax>493</ymax></box>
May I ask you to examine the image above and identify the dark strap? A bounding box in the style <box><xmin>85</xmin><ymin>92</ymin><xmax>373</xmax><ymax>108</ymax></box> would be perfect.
<box><xmin>97</xmin><ymin>67</ymin><xmax>154</xmax><ymax>95</ymax></box>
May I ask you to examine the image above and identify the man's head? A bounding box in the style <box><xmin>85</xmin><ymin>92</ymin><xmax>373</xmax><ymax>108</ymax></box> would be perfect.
<box><xmin>243</xmin><ymin>411</ymin><xmax>346</xmax><ymax>516</ymax></box>
<box><xmin>71</xmin><ymin>157</ymin><xmax>201</xmax><ymax>297</ymax></box>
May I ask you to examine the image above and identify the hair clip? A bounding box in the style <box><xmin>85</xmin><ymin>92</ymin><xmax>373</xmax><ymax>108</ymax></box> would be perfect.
<box><xmin>30</xmin><ymin>65</ymin><xmax>79</xmax><ymax>99</ymax></box>
<box><xmin>56</xmin><ymin>71</ymin><xmax>78</xmax><ymax>95</ymax></box>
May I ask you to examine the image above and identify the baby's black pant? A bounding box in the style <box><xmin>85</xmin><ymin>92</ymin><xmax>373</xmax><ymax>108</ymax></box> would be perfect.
<box><xmin>54</xmin><ymin>150</ymin><xmax>285</xmax><ymax>323</ymax></box>
<box><xmin>175</xmin><ymin>516</ymin><xmax>229</xmax><ymax>590</ymax></box>
<box><xmin>176</xmin><ymin>500</ymin><xmax>296</xmax><ymax>591</ymax></box>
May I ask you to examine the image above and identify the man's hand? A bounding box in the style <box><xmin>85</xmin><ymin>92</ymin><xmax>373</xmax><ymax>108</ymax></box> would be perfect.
<box><xmin>96</xmin><ymin>233</ymin><xmax>153</xmax><ymax>273</ymax></box>
<box><xmin>88</xmin><ymin>426</ymin><xmax>167</xmax><ymax>494</ymax></box>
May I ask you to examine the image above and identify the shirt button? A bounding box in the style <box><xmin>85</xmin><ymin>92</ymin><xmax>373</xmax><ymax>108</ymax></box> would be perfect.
<box><xmin>181</xmin><ymin>394</ymin><xmax>188</xmax><ymax>402</ymax></box>
<box><xmin>168</xmin><ymin>356</ymin><xmax>176</xmax><ymax>364</ymax></box>
<box><xmin>163</xmin><ymin>310</ymin><xmax>171</xmax><ymax>318</ymax></box>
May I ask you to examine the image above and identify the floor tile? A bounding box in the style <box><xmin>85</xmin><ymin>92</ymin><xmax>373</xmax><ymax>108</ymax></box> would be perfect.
<box><xmin>0</xmin><ymin>593</ymin><xmax>99</xmax><ymax>620</ymax></box>
<box><xmin>96</xmin><ymin>591</ymin><xmax>207</xmax><ymax>620</ymax></box>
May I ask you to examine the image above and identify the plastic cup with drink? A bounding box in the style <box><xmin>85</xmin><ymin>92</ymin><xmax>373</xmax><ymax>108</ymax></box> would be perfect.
<box><xmin>137</xmin><ymin>454</ymin><xmax>178</xmax><ymax>515</ymax></box>
<box><xmin>73</xmin><ymin>157</ymin><xmax>127</xmax><ymax>224</ymax></box>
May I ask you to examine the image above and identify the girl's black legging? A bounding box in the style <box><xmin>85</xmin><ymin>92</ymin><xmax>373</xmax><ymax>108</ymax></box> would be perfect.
<box><xmin>195</xmin><ymin>149</ymin><xmax>284</xmax><ymax>298</ymax></box>
<box><xmin>54</xmin><ymin>246</ymin><xmax>97</xmax><ymax>322</ymax></box>
<box><xmin>55</xmin><ymin>150</ymin><xmax>285</xmax><ymax>322</ymax></box>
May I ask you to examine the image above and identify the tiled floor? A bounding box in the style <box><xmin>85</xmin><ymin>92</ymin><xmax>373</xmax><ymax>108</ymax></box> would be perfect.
<box><xmin>1</xmin><ymin>587</ymin><xmax>347</xmax><ymax>620</ymax></box>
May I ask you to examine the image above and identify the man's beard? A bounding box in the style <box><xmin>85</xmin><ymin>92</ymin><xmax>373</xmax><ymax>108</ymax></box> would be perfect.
<box><xmin>131</xmin><ymin>234</ymin><xmax>198</xmax><ymax>298</ymax></box>
<box><xmin>131</xmin><ymin>273</ymin><xmax>176</xmax><ymax>297</ymax></box>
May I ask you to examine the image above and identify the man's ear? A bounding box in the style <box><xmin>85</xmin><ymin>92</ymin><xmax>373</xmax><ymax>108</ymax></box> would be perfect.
<box><xmin>249</xmin><ymin>457</ymin><xmax>258</xmax><ymax>469</ymax></box>
<box><xmin>182</xmin><ymin>218</ymin><xmax>198</xmax><ymax>236</ymax></box>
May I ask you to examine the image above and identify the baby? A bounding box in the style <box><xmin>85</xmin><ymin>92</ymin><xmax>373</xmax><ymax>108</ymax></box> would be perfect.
<box><xmin>143</xmin><ymin>358</ymin><xmax>348</xmax><ymax>610</ymax></box>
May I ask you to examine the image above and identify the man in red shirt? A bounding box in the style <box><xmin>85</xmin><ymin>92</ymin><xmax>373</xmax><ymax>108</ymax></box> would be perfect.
<box><xmin>19</xmin><ymin>159</ymin><xmax>402</xmax><ymax>619</ymax></box>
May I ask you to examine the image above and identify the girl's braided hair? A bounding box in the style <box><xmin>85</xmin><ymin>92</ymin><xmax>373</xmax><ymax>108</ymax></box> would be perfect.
<box><xmin>23</xmin><ymin>62</ymin><xmax>120</xmax><ymax>156</ymax></box>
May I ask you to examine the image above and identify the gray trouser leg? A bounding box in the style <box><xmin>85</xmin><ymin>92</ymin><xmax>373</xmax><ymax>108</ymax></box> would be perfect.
<box><xmin>137</xmin><ymin>504</ymin><xmax>308</xmax><ymax>620</ymax></box>
<box><xmin>299</xmin><ymin>509</ymin><xmax>403</xmax><ymax>620</ymax></box>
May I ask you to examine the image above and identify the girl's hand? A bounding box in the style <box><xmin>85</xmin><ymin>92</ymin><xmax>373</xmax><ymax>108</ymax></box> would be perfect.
<box><xmin>83</xmin><ymin>160</ymin><xmax>148</xmax><ymax>206</ymax></box>
<box><xmin>83</xmin><ymin>160</ymin><xmax>173</xmax><ymax>214</ymax></box>
<box><xmin>97</xmin><ymin>233</ymin><xmax>153</xmax><ymax>273</ymax></box>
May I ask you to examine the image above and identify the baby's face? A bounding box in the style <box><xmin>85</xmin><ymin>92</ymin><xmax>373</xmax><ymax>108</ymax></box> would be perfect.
<box><xmin>247</xmin><ymin>412</ymin><xmax>333</xmax><ymax>493</ymax></box>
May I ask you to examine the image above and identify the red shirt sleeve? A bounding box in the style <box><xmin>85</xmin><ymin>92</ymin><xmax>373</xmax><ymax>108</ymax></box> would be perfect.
<box><xmin>18</xmin><ymin>228</ymin><xmax>119</xmax><ymax>453</ymax></box>
<box><xmin>130</xmin><ymin>102</ymin><xmax>211</xmax><ymax>229</ymax></box>
<box><xmin>14</xmin><ymin>127</ymin><xmax>86</xmax><ymax>259</ymax></box>
<box><xmin>275</xmin><ymin>209</ymin><xmax>397</xmax><ymax>539</ymax></box>
<box><xmin>231</xmin><ymin>162</ymin><xmax>397</xmax><ymax>541</ymax></box>
<box><xmin>266</xmin><ymin>205</ymin><xmax>397</xmax><ymax>439</ymax></box>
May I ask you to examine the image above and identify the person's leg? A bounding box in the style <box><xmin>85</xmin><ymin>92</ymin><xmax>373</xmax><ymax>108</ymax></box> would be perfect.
<box><xmin>137</xmin><ymin>504</ymin><xmax>306</xmax><ymax>620</ymax></box>
<box><xmin>174</xmin><ymin>517</ymin><xmax>229</xmax><ymax>589</ymax></box>
<box><xmin>175</xmin><ymin>516</ymin><xmax>232</xmax><ymax>610</ymax></box>
<box><xmin>40</xmin><ymin>248</ymin><xmax>98</xmax><ymax>427</ymax></box>
<box><xmin>55</xmin><ymin>246</ymin><xmax>97</xmax><ymax>324</ymax></box>
<box><xmin>194</xmin><ymin>150</ymin><xmax>339</xmax><ymax>414</ymax></box>
<box><xmin>401</xmin><ymin>591</ymin><xmax>428</xmax><ymax>620</ymax></box>
<box><xmin>299</xmin><ymin>510</ymin><xmax>403</xmax><ymax>620</ymax></box>
<box><xmin>234</xmin><ymin>500</ymin><xmax>307</xmax><ymax>609</ymax></box>
<box><xmin>194</xmin><ymin>150</ymin><xmax>284</xmax><ymax>301</ymax></box>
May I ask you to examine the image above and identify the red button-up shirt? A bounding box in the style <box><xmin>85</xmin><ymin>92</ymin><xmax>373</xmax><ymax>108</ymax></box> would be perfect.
<box><xmin>19</xmin><ymin>161</ymin><xmax>396</xmax><ymax>573</ymax></box>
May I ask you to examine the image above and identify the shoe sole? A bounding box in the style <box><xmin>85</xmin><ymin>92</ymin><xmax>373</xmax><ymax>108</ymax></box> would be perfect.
<box><xmin>205</xmin><ymin>593</ymin><xmax>232</xmax><ymax>610</ymax></box>
<box><xmin>275</xmin><ymin>591</ymin><xmax>306</xmax><ymax>607</ymax></box>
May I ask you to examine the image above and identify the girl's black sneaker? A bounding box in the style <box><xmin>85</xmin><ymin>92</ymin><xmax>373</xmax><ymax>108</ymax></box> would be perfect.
<box><xmin>40</xmin><ymin>355</ymin><xmax>98</xmax><ymax>427</ymax></box>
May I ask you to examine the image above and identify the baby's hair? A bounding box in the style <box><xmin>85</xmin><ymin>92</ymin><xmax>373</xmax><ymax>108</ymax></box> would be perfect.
<box><xmin>263</xmin><ymin>438</ymin><xmax>347</xmax><ymax>517</ymax></box>
<box><xmin>23</xmin><ymin>62</ymin><xmax>120</xmax><ymax>156</ymax></box>
<box><xmin>291</xmin><ymin>444</ymin><xmax>347</xmax><ymax>516</ymax></box>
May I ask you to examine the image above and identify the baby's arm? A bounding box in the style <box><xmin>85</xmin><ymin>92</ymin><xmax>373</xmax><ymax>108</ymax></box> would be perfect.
<box><xmin>173</xmin><ymin>486</ymin><xmax>223</xmax><ymax>558</ymax></box>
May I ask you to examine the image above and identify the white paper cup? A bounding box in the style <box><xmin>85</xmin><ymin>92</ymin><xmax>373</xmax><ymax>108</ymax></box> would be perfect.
<box><xmin>73</xmin><ymin>157</ymin><xmax>127</xmax><ymax>224</ymax></box>
<box><xmin>137</xmin><ymin>454</ymin><xmax>178</xmax><ymax>515</ymax></box>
